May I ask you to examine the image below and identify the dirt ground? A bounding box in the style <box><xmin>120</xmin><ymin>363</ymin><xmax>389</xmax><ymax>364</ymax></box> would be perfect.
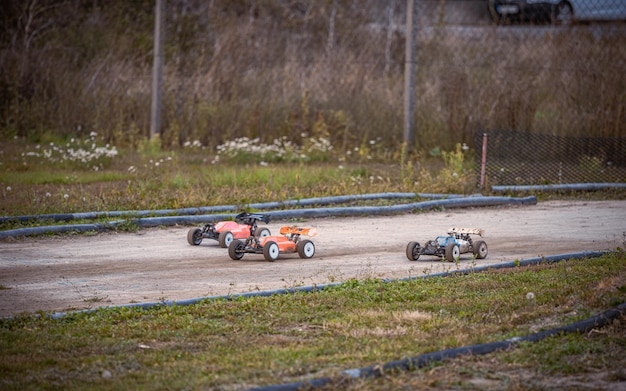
<box><xmin>1</xmin><ymin>200</ymin><xmax>625</xmax><ymax>318</ymax></box>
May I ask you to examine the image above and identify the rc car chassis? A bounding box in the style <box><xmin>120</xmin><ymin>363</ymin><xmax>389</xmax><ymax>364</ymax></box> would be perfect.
<box><xmin>187</xmin><ymin>212</ymin><xmax>271</xmax><ymax>248</ymax></box>
<box><xmin>406</xmin><ymin>228</ymin><xmax>488</xmax><ymax>262</ymax></box>
<box><xmin>228</xmin><ymin>226</ymin><xmax>317</xmax><ymax>262</ymax></box>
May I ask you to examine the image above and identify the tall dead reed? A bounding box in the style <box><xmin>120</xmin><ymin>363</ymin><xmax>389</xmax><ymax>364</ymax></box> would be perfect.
<box><xmin>1</xmin><ymin>0</ymin><xmax>623</xmax><ymax>156</ymax></box>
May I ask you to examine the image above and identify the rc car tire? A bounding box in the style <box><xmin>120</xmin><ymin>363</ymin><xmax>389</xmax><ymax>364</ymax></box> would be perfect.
<box><xmin>228</xmin><ymin>239</ymin><xmax>245</xmax><ymax>260</ymax></box>
<box><xmin>255</xmin><ymin>227</ymin><xmax>270</xmax><ymax>239</ymax></box>
<box><xmin>218</xmin><ymin>231</ymin><xmax>234</xmax><ymax>248</ymax></box>
<box><xmin>473</xmin><ymin>240</ymin><xmax>488</xmax><ymax>259</ymax></box>
<box><xmin>406</xmin><ymin>241</ymin><xmax>421</xmax><ymax>261</ymax></box>
<box><xmin>445</xmin><ymin>242</ymin><xmax>460</xmax><ymax>262</ymax></box>
<box><xmin>187</xmin><ymin>228</ymin><xmax>203</xmax><ymax>245</ymax></box>
<box><xmin>297</xmin><ymin>240</ymin><xmax>315</xmax><ymax>259</ymax></box>
<box><xmin>263</xmin><ymin>241</ymin><xmax>280</xmax><ymax>262</ymax></box>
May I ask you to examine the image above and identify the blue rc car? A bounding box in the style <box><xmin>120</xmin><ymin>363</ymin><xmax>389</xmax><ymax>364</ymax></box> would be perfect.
<box><xmin>406</xmin><ymin>228</ymin><xmax>488</xmax><ymax>262</ymax></box>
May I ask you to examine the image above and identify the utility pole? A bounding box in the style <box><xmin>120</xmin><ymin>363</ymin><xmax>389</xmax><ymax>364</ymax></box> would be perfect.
<box><xmin>403</xmin><ymin>0</ymin><xmax>417</xmax><ymax>147</ymax></box>
<box><xmin>150</xmin><ymin>0</ymin><xmax>164</xmax><ymax>140</ymax></box>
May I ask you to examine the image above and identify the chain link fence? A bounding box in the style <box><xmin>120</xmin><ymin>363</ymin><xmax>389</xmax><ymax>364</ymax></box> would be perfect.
<box><xmin>1</xmin><ymin>0</ymin><xmax>625</xmax><ymax>187</ymax></box>
<box><xmin>420</xmin><ymin>0</ymin><xmax>626</xmax><ymax>187</ymax></box>
<box><xmin>474</xmin><ymin>129</ymin><xmax>626</xmax><ymax>187</ymax></box>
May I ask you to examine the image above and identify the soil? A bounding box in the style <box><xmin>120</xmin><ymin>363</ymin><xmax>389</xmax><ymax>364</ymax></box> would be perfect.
<box><xmin>1</xmin><ymin>200</ymin><xmax>625</xmax><ymax>318</ymax></box>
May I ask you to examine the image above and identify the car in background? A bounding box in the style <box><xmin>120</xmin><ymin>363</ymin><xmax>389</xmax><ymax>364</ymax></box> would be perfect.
<box><xmin>488</xmin><ymin>0</ymin><xmax>626</xmax><ymax>25</ymax></box>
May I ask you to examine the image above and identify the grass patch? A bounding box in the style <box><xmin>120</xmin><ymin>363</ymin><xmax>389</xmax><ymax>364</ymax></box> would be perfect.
<box><xmin>0</xmin><ymin>170</ymin><xmax>128</xmax><ymax>185</ymax></box>
<box><xmin>3</xmin><ymin>139</ymin><xmax>624</xmax><ymax>222</ymax></box>
<box><xmin>1</xmin><ymin>252</ymin><xmax>624</xmax><ymax>390</ymax></box>
<box><xmin>0</xmin><ymin>139</ymin><xmax>481</xmax><ymax>218</ymax></box>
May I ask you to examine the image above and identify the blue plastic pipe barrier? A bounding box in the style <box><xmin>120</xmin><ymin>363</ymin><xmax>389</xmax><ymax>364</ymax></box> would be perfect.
<box><xmin>0</xmin><ymin>192</ymin><xmax>481</xmax><ymax>224</ymax></box>
<box><xmin>1</xmin><ymin>192</ymin><xmax>421</xmax><ymax>224</ymax></box>
<box><xmin>0</xmin><ymin>195</ymin><xmax>536</xmax><ymax>239</ymax></box>
<box><xmin>247</xmin><ymin>301</ymin><xmax>626</xmax><ymax>391</ymax></box>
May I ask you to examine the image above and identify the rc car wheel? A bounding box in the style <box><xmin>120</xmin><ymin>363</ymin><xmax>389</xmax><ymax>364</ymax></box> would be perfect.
<box><xmin>228</xmin><ymin>239</ymin><xmax>245</xmax><ymax>260</ymax></box>
<box><xmin>263</xmin><ymin>241</ymin><xmax>280</xmax><ymax>262</ymax></box>
<box><xmin>218</xmin><ymin>231</ymin><xmax>234</xmax><ymax>248</ymax></box>
<box><xmin>187</xmin><ymin>228</ymin><xmax>203</xmax><ymax>245</ymax></box>
<box><xmin>255</xmin><ymin>227</ymin><xmax>270</xmax><ymax>239</ymax></box>
<box><xmin>297</xmin><ymin>240</ymin><xmax>315</xmax><ymax>259</ymax></box>
<box><xmin>445</xmin><ymin>242</ymin><xmax>460</xmax><ymax>262</ymax></box>
<box><xmin>473</xmin><ymin>240</ymin><xmax>488</xmax><ymax>259</ymax></box>
<box><xmin>406</xmin><ymin>241</ymin><xmax>421</xmax><ymax>261</ymax></box>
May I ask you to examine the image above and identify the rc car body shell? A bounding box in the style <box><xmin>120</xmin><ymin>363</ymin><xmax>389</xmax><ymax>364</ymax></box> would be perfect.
<box><xmin>406</xmin><ymin>228</ymin><xmax>488</xmax><ymax>262</ymax></box>
<box><xmin>228</xmin><ymin>226</ymin><xmax>317</xmax><ymax>262</ymax></box>
<box><xmin>187</xmin><ymin>212</ymin><xmax>271</xmax><ymax>248</ymax></box>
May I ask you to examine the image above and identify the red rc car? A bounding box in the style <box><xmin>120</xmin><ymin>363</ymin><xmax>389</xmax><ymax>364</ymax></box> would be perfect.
<box><xmin>187</xmin><ymin>212</ymin><xmax>271</xmax><ymax>248</ymax></box>
<box><xmin>228</xmin><ymin>226</ymin><xmax>317</xmax><ymax>262</ymax></box>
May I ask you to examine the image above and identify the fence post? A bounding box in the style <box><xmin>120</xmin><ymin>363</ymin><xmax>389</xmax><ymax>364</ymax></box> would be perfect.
<box><xmin>480</xmin><ymin>133</ymin><xmax>488</xmax><ymax>189</ymax></box>
<box><xmin>150</xmin><ymin>0</ymin><xmax>164</xmax><ymax>140</ymax></box>
<box><xmin>403</xmin><ymin>0</ymin><xmax>417</xmax><ymax>148</ymax></box>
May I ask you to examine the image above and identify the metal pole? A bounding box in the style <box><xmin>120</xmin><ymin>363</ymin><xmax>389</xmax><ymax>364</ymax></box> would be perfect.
<box><xmin>480</xmin><ymin>133</ymin><xmax>488</xmax><ymax>189</ymax></box>
<box><xmin>403</xmin><ymin>0</ymin><xmax>417</xmax><ymax>148</ymax></box>
<box><xmin>150</xmin><ymin>0</ymin><xmax>164</xmax><ymax>140</ymax></box>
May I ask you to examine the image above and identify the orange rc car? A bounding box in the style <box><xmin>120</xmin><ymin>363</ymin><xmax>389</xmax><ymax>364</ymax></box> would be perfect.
<box><xmin>227</xmin><ymin>226</ymin><xmax>317</xmax><ymax>262</ymax></box>
<box><xmin>187</xmin><ymin>212</ymin><xmax>271</xmax><ymax>248</ymax></box>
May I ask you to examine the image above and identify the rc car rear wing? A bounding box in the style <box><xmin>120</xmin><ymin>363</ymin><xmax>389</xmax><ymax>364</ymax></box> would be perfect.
<box><xmin>448</xmin><ymin>227</ymin><xmax>484</xmax><ymax>236</ymax></box>
<box><xmin>235</xmin><ymin>212</ymin><xmax>271</xmax><ymax>225</ymax></box>
<box><xmin>279</xmin><ymin>226</ymin><xmax>317</xmax><ymax>237</ymax></box>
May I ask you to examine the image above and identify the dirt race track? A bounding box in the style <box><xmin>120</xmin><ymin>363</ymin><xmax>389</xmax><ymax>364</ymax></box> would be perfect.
<box><xmin>1</xmin><ymin>200</ymin><xmax>625</xmax><ymax>318</ymax></box>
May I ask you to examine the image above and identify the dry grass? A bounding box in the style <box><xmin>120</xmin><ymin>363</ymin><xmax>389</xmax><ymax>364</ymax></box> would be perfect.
<box><xmin>1</xmin><ymin>2</ymin><xmax>624</xmax><ymax>155</ymax></box>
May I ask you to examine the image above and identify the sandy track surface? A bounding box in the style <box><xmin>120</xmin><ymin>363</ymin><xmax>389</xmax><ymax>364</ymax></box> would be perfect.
<box><xmin>1</xmin><ymin>200</ymin><xmax>624</xmax><ymax>317</ymax></box>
